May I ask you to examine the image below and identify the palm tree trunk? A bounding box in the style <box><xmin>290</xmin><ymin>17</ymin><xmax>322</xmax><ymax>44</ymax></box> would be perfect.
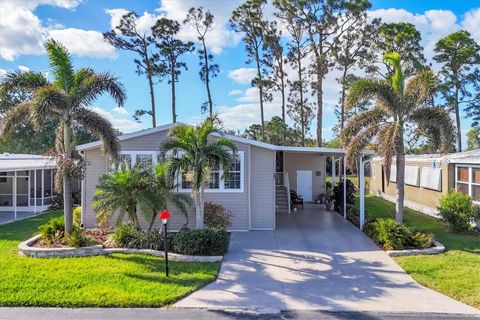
<box><xmin>194</xmin><ymin>186</ymin><xmax>205</xmax><ymax>229</ymax></box>
<box><xmin>145</xmin><ymin>49</ymin><xmax>156</xmax><ymax>128</ymax></box>
<box><xmin>316</xmin><ymin>66</ymin><xmax>323</xmax><ymax>147</ymax></box>
<box><xmin>395</xmin><ymin>127</ymin><xmax>405</xmax><ymax>224</ymax></box>
<box><xmin>63</xmin><ymin>124</ymin><xmax>73</xmax><ymax>233</ymax></box>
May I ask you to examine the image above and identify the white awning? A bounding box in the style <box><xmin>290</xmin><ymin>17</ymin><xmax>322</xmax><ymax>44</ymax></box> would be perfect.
<box><xmin>0</xmin><ymin>154</ymin><xmax>56</xmax><ymax>171</ymax></box>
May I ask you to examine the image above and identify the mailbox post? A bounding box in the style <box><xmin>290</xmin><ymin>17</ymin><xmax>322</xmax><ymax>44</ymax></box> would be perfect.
<box><xmin>159</xmin><ymin>210</ymin><xmax>170</xmax><ymax>277</ymax></box>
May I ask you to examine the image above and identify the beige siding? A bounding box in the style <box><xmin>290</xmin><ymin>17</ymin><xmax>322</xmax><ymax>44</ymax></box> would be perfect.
<box><xmin>284</xmin><ymin>153</ymin><xmax>326</xmax><ymax>201</ymax></box>
<box><xmin>82</xmin><ymin>148</ymin><xmax>107</xmax><ymax>228</ymax></box>
<box><xmin>81</xmin><ymin>128</ymin><xmax>251</xmax><ymax>231</ymax></box>
<box><xmin>250</xmin><ymin>146</ymin><xmax>275</xmax><ymax>230</ymax></box>
<box><xmin>369</xmin><ymin>159</ymin><xmax>450</xmax><ymax>210</ymax></box>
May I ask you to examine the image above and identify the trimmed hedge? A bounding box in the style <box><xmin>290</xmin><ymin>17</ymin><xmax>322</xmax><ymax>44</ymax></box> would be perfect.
<box><xmin>438</xmin><ymin>190</ymin><xmax>480</xmax><ymax>232</ymax></box>
<box><xmin>173</xmin><ymin>228</ymin><xmax>230</xmax><ymax>256</ymax></box>
<box><xmin>110</xmin><ymin>225</ymin><xmax>230</xmax><ymax>256</ymax></box>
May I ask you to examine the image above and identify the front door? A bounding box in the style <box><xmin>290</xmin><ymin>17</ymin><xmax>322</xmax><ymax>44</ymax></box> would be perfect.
<box><xmin>297</xmin><ymin>170</ymin><xmax>312</xmax><ymax>202</ymax></box>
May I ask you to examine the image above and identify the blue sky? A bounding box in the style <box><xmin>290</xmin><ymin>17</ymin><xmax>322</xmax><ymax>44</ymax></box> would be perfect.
<box><xmin>0</xmin><ymin>0</ymin><xmax>479</xmax><ymax>142</ymax></box>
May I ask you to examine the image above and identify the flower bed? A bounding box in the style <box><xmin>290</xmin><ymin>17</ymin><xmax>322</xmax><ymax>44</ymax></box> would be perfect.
<box><xmin>19</xmin><ymin>234</ymin><xmax>223</xmax><ymax>261</ymax></box>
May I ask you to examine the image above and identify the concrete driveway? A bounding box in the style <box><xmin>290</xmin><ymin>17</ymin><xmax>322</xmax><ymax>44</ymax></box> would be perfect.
<box><xmin>175</xmin><ymin>204</ymin><xmax>479</xmax><ymax>315</ymax></box>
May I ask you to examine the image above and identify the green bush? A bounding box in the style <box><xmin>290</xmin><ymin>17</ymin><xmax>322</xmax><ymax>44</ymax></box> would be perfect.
<box><xmin>438</xmin><ymin>190</ymin><xmax>480</xmax><ymax>232</ymax></box>
<box><xmin>204</xmin><ymin>202</ymin><xmax>233</xmax><ymax>229</ymax></box>
<box><xmin>365</xmin><ymin>218</ymin><xmax>434</xmax><ymax>250</ymax></box>
<box><xmin>73</xmin><ymin>206</ymin><xmax>82</xmax><ymax>228</ymax></box>
<box><xmin>39</xmin><ymin>216</ymin><xmax>65</xmax><ymax>242</ymax></box>
<box><xmin>173</xmin><ymin>228</ymin><xmax>230</xmax><ymax>256</ymax></box>
<box><xmin>109</xmin><ymin>224</ymin><xmax>173</xmax><ymax>251</ymax></box>
<box><xmin>332</xmin><ymin>179</ymin><xmax>357</xmax><ymax>212</ymax></box>
<box><xmin>65</xmin><ymin>228</ymin><xmax>97</xmax><ymax>248</ymax></box>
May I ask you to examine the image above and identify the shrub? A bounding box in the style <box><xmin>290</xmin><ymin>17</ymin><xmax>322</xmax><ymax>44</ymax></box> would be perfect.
<box><xmin>438</xmin><ymin>190</ymin><xmax>480</xmax><ymax>232</ymax></box>
<box><xmin>407</xmin><ymin>230</ymin><xmax>434</xmax><ymax>249</ymax></box>
<box><xmin>39</xmin><ymin>216</ymin><xmax>65</xmax><ymax>242</ymax></box>
<box><xmin>204</xmin><ymin>202</ymin><xmax>233</xmax><ymax>229</ymax></box>
<box><xmin>365</xmin><ymin>218</ymin><xmax>434</xmax><ymax>250</ymax></box>
<box><xmin>65</xmin><ymin>228</ymin><xmax>98</xmax><ymax>248</ymax></box>
<box><xmin>109</xmin><ymin>224</ymin><xmax>173</xmax><ymax>251</ymax></box>
<box><xmin>332</xmin><ymin>179</ymin><xmax>357</xmax><ymax>212</ymax></box>
<box><xmin>73</xmin><ymin>206</ymin><xmax>82</xmax><ymax>228</ymax></box>
<box><xmin>173</xmin><ymin>228</ymin><xmax>230</xmax><ymax>256</ymax></box>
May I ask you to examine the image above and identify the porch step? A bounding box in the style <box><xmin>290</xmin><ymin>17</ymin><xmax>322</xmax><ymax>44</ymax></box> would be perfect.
<box><xmin>275</xmin><ymin>186</ymin><xmax>289</xmax><ymax>213</ymax></box>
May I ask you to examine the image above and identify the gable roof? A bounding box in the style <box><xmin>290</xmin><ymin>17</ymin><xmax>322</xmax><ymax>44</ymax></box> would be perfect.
<box><xmin>76</xmin><ymin>122</ymin><xmax>373</xmax><ymax>156</ymax></box>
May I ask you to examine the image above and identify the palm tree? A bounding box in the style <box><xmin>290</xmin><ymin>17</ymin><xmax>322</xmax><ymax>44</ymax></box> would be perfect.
<box><xmin>93</xmin><ymin>163</ymin><xmax>191</xmax><ymax>230</ymax></box>
<box><xmin>0</xmin><ymin>39</ymin><xmax>125</xmax><ymax>233</ymax></box>
<box><xmin>341</xmin><ymin>52</ymin><xmax>454</xmax><ymax>223</ymax></box>
<box><xmin>159</xmin><ymin>118</ymin><xmax>237</xmax><ymax>229</ymax></box>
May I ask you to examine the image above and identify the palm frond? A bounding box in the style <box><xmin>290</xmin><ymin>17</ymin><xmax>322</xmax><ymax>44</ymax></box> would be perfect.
<box><xmin>344</xmin><ymin>125</ymin><xmax>380</xmax><ymax>168</ymax></box>
<box><xmin>74</xmin><ymin>71</ymin><xmax>127</xmax><ymax>108</ymax></box>
<box><xmin>377</xmin><ymin>123</ymin><xmax>400</xmax><ymax>185</ymax></box>
<box><xmin>409</xmin><ymin>107</ymin><xmax>455</xmax><ymax>153</ymax></box>
<box><xmin>404</xmin><ymin>70</ymin><xmax>437</xmax><ymax>108</ymax></box>
<box><xmin>0</xmin><ymin>101</ymin><xmax>34</xmax><ymax>137</ymax></box>
<box><xmin>73</xmin><ymin>107</ymin><xmax>120</xmax><ymax>160</ymax></box>
<box><xmin>346</xmin><ymin>79</ymin><xmax>399</xmax><ymax>115</ymax></box>
<box><xmin>45</xmin><ymin>39</ymin><xmax>75</xmax><ymax>92</ymax></box>
<box><xmin>340</xmin><ymin>107</ymin><xmax>385</xmax><ymax>145</ymax></box>
<box><xmin>32</xmin><ymin>85</ymin><xmax>69</xmax><ymax>126</ymax></box>
<box><xmin>1</xmin><ymin>71</ymin><xmax>48</xmax><ymax>93</ymax></box>
<box><xmin>383</xmin><ymin>52</ymin><xmax>404</xmax><ymax>94</ymax></box>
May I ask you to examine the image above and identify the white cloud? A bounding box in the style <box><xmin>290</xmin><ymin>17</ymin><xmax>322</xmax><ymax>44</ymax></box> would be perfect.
<box><xmin>462</xmin><ymin>8</ymin><xmax>480</xmax><ymax>43</ymax></box>
<box><xmin>237</xmin><ymin>87</ymin><xmax>259</xmax><ymax>103</ymax></box>
<box><xmin>105</xmin><ymin>9</ymin><xmax>158</xmax><ymax>36</ymax></box>
<box><xmin>49</xmin><ymin>28</ymin><xmax>117</xmax><ymax>59</ymax></box>
<box><xmin>112</xmin><ymin>106</ymin><xmax>130</xmax><ymax>115</ymax></box>
<box><xmin>0</xmin><ymin>0</ymin><xmax>116</xmax><ymax>61</ymax></box>
<box><xmin>0</xmin><ymin>68</ymin><xmax>7</xmax><ymax>79</ymax></box>
<box><xmin>18</xmin><ymin>66</ymin><xmax>30</xmax><ymax>73</ymax></box>
<box><xmin>91</xmin><ymin>107</ymin><xmax>142</xmax><ymax>133</ymax></box>
<box><xmin>158</xmin><ymin>0</ymin><xmax>242</xmax><ymax>54</ymax></box>
<box><xmin>228</xmin><ymin>68</ymin><xmax>257</xmax><ymax>84</ymax></box>
<box><xmin>228</xmin><ymin>89</ymin><xmax>243</xmax><ymax>96</ymax></box>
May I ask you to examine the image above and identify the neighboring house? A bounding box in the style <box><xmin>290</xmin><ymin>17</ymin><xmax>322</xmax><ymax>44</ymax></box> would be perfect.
<box><xmin>370</xmin><ymin>150</ymin><xmax>480</xmax><ymax>217</ymax></box>
<box><xmin>0</xmin><ymin>153</ymin><xmax>56</xmax><ymax>224</ymax></box>
<box><xmin>76</xmin><ymin>123</ymin><xmax>357</xmax><ymax>231</ymax></box>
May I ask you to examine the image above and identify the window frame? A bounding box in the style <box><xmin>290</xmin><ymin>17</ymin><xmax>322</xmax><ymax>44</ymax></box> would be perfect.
<box><xmin>112</xmin><ymin>151</ymin><xmax>159</xmax><ymax>170</ymax></box>
<box><xmin>179</xmin><ymin>151</ymin><xmax>244</xmax><ymax>193</ymax></box>
<box><xmin>455</xmin><ymin>164</ymin><xmax>480</xmax><ymax>204</ymax></box>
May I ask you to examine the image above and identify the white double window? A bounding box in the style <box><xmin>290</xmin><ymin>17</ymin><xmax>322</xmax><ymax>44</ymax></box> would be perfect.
<box><xmin>114</xmin><ymin>151</ymin><xmax>158</xmax><ymax>169</ymax></box>
<box><xmin>179</xmin><ymin>151</ymin><xmax>244</xmax><ymax>193</ymax></box>
<box><xmin>456</xmin><ymin>165</ymin><xmax>480</xmax><ymax>203</ymax></box>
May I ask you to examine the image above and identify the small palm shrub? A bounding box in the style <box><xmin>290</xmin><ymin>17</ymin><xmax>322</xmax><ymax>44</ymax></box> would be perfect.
<box><xmin>438</xmin><ymin>190</ymin><xmax>480</xmax><ymax>232</ymax></box>
<box><xmin>109</xmin><ymin>224</ymin><xmax>173</xmax><ymax>251</ymax></box>
<box><xmin>204</xmin><ymin>202</ymin><xmax>233</xmax><ymax>229</ymax></box>
<box><xmin>65</xmin><ymin>228</ymin><xmax>98</xmax><ymax>248</ymax></box>
<box><xmin>39</xmin><ymin>216</ymin><xmax>65</xmax><ymax>244</ymax></box>
<box><xmin>365</xmin><ymin>218</ymin><xmax>433</xmax><ymax>250</ymax></box>
<box><xmin>173</xmin><ymin>228</ymin><xmax>230</xmax><ymax>256</ymax></box>
<box><xmin>73</xmin><ymin>206</ymin><xmax>82</xmax><ymax>228</ymax></box>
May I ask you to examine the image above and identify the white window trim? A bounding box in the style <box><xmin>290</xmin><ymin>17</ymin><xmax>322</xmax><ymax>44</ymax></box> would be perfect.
<box><xmin>112</xmin><ymin>151</ymin><xmax>159</xmax><ymax>169</ymax></box>
<box><xmin>179</xmin><ymin>151</ymin><xmax>245</xmax><ymax>193</ymax></box>
<box><xmin>455</xmin><ymin>164</ymin><xmax>480</xmax><ymax>205</ymax></box>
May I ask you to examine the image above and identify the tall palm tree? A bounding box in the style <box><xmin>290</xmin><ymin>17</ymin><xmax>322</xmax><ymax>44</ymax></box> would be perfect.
<box><xmin>0</xmin><ymin>39</ymin><xmax>125</xmax><ymax>233</ymax></box>
<box><xmin>93</xmin><ymin>163</ymin><xmax>191</xmax><ymax>230</ymax></box>
<box><xmin>159</xmin><ymin>118</ymin><xmax>237</xmax><ymax>229</ymax></box>
<box><xmin>341</xmin><ymin>52</ymin><xmax>454</xmax><ymax>223</ymax></box>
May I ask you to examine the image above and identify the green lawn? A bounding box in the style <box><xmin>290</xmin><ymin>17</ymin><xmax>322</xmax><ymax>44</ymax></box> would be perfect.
<box><xmin>0</xmin><ymin>211</ymin><xmax>220</xmax><ymax>307</ymax></box>
<box><xmin>362</xmin><ymin>195</ymin><xmax>480</xmax><ymax>308</ymax></box>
